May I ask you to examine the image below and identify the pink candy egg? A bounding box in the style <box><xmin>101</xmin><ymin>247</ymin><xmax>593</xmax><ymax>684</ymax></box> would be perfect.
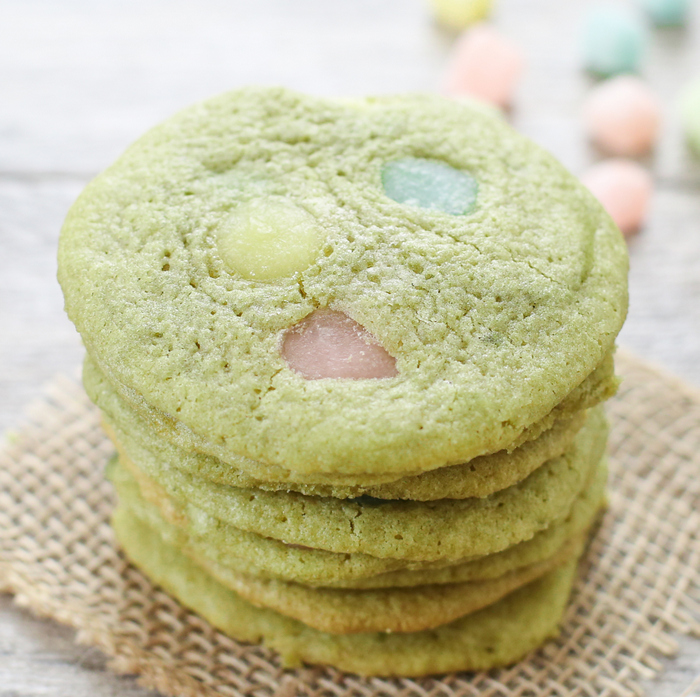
<box><xmin>583</xmin><ymin>76</ymin><xmax>661</xmax><ymax>156</ymax></box>
<box><xmin>442</xmin><ymin>24</ymin><xmax>525</xmax><ymax>107</ymax></box>
<box><xmin>581</xmin><ymin>159</ymin><xmax>653</xmax><ymax>237</ymax></box>
<box><xmin>281</xmin><ymin>309</ymin><xmax>398</xmax><ymax>380</ymax></box>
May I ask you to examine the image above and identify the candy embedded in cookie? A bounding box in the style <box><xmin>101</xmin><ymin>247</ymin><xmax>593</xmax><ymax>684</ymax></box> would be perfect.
<box><xmin>381</xmin><ymin>158</ymin><xmax>478</xmax><ymax>215</ymax></box>
<box><xmin>282</xmin><ymin>309</ymin><xmax>398</xmax><ymax>380</ymax></box>
<box><xmin>216</xmin><ymin>198</ymin><xmax>326</xmax><ymax>280</ymax></box>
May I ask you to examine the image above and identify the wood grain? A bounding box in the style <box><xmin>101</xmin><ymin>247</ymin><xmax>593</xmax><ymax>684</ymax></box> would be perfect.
<box><xmin>1</xmin><ymin>0</ymin><xmax>698</xmax><ymax>694</ymax></box>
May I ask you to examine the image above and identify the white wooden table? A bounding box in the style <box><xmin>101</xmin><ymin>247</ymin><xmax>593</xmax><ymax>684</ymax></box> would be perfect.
<box><xmin>1</xmin><ymin>0</ymin><xmax>698</xmax><ymax>694</ymax></box>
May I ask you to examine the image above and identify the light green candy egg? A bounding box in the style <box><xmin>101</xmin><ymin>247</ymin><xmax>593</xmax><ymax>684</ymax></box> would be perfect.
<box><xmin>681</xmin><ymin>78</ymin><xmax>700</xmax><ymax>156</ymax></box>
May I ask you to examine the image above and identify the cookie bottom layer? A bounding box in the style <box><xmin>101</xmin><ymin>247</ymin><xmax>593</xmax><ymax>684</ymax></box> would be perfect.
<box><xmin>113</xmin><ymin>511</ymin><xmax>582</xmax><ymax>677</ymax></box>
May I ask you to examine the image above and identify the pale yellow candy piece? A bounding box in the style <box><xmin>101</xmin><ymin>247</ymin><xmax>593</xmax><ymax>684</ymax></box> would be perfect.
<box><xmin>430</xmin><ymin>0</ymin><xmax>493</xmax><ymax>30</ymax></box>
<box><xmin>216</xmin><ymin>199</ymin><xmax>325</xmax><ymax>280</ymax></box>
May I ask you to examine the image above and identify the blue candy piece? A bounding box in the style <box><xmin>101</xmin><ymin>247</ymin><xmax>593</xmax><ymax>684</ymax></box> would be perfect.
<box><xmin>381</xmin><ymin>158</ymin><xmax>478</xmax><ymax>215</ymax></box>
<box><xmin>640</xmin><ymin>0</ymin><xmax>690</xmax><ymax>26</ymax></box>
<box><xmin>582</xmin><ymin>5</ymin><xmax>648</xmax><ymax>76</ymax></box>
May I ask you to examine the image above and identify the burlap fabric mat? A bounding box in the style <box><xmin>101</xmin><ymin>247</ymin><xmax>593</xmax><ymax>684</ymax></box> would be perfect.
<box><xmin>1</xmin><ymin>348</ymin><xmax>699</xmax><ymax>697</ymax></box>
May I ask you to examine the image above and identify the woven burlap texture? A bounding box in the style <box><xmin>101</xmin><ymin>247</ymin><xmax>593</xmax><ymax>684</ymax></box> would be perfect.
<box><xmin>1</xmin><ymin>349</ymin><xmax>698</xmax><ymax>697</ymax></box>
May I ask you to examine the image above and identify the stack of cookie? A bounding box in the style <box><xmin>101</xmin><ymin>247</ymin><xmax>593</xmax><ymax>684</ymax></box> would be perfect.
<box><xmin>58</xmin><ymin>88</ymin><xmax>628</xmax><ymax>677</ymax></box>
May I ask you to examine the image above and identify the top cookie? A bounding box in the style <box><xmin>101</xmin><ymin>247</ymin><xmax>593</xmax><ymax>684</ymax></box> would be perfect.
<box><xmin>58</xmin><ymin>87</ymin><xmax>628</xmax><ymax>476</ymax></box>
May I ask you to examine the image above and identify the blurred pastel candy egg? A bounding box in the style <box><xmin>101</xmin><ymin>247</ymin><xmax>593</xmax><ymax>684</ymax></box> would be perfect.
<box><xmin>442</xmin><ymin>24</ymin><xmax>524</xmax><ymax>107</ymax></box>
<box><xmin>680</xmin><ymin>77</ymin><xmax>700</xmax><ymax>155</ymax></box>
<box><xmin>583</xmin><ymin>76</ymin><xmax>661</xmax><ymax>155</ymax></box>
<box><xmin>581</xmin><ymin>159</ymin><xmax>653</xmax><ymax>237</ymax></box>
<box><xmin>430</xmin><ymin>0</ymin><xmax>494</xmax><ymax>30</ymax></box>
<box><xmin>640</xmin><ymin>0</ymin><xmax>691</xmax><ymax>26</ymax></box>
<box><xmin>581</xmin><ymin>5</ymin><xmax>647</xmax><ymax>76</ymax></box>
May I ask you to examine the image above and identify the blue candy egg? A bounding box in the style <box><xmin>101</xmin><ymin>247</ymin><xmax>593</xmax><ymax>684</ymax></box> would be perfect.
<box><xmin>381</xmin><ymin>158</ymin><xmax>478</xmax><ymax>216</ymax></box>
<box><xmin>640</xmin><ymin>0</ymin><xmax>691</xmax><ymax>26</ymax></box>
<box><xmin>582</xmin><ymin>5</ymin><xmax>648</xmax><ymax>76</ymax></box>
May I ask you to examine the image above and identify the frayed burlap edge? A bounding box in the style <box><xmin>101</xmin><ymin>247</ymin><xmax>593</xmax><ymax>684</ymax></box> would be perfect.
<box><xmin>1</xmin><ymin>348</ymin><xmax>699</xmax><ymax>697</ymax></box>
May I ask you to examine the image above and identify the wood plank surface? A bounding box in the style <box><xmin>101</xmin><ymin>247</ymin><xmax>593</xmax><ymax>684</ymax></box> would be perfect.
<box><xmin>1</xmin><ymin>0</ymin><xmax>698</xmax><ymax>694</ymax></box>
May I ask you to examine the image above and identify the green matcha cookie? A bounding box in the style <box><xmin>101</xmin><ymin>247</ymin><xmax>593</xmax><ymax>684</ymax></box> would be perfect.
<box><xmin>109</xmin><ymin>453</ymin><xmax>606</xmax><ymax>588</ymax></box>
<box><xmin>85</xmin><ymin>348</ymin><xmax>616</xmax><ymax>493</ymax></box>
<box><xmin>113</xmin><ymin>510</ymin><xmax>583</xmax><ymax>676</ymax></box>
<box><xmin>115</xmin><ymin>407</ymin><xmax>607</xmax><ymax>562</ymax></box>
<box><xmin>125</xmin><ymin>502</ymin><xmax>584</xmax><ymax>634</ymax></box>
<box><xmin>60</xmin><ymin>87</ymin><xmax>628</xmax><ymax>478</ymax></box>
<box><xmin>90</xmin><ymin>354</ymin><xmax>603</xmax><ymax>500</ymax></box>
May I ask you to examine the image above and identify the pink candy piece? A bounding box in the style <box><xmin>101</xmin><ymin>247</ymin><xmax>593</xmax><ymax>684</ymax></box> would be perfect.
<box><xmin>583</xmin><ymin>76</ymin><xmax>661</xmax><ymax>156</ymax></box>
<box><xmin>581</xmin><ymin>159</ymin><xmax>653</xmax><ymax>238</ymax></box>
<box><xmin>281</xmin><ymin>309</ymin><xmax>398</xmax><ymax>380</ymax></box>
<box><xmin>442</xmin><ymin>24</ymin><xmax>525</xmax><ymax>107</ymax></box>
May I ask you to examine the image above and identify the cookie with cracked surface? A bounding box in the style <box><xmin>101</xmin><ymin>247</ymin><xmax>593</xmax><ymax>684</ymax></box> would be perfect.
<box><xmin>60</xmin><ymin>87</ymin><xmax>628</xmax><ymax>479</ymax></box>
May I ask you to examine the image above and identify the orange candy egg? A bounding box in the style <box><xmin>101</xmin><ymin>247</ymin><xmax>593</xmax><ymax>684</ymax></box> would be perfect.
<box><xmin>442</xmin><ymin>25</ymin><xmax>525</xmax><ymax>108</ymax></box>
<box><xmin>584</xmin><ymin>76</ymin><xmax>661</xmax><ymax>156</ymax></box>
<box><xmin>581</xmin><ymin>159</ymin><xmax>653</xmax><ymax>238</ymax></box>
